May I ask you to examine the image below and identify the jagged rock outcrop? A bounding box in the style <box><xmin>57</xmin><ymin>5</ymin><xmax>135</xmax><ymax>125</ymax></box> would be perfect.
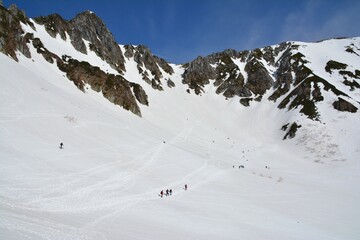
<box><xmin>70</xmin><ymin>11</ymin><xmax>125</xmax><ymax>73</ymax></box>
<box><xmin>182</xmin><ymin>46</ymin><xmax>276</xmax><ymax>102</ymax></box>
<box><xmin>244</xmin><ymin>57</ymin><xmax>274</xmax><ymax>95</ymax></box>
<box><xmin>28</xmin><ymin>35</ymin><xmax>147</xmax><ymax>117</ymax></box>
<box><xmin>0</xmin><ymin>4</ymin><xmax>33</xmax><ymax>60</ymax></box>
<box><xmin>34</xmin><ymin>11</ymin><xmax>126</xmax><ymax>74</ymax></box>
<box><xmin>268</xmin><ymin>45</ymin><xmax>297</xmax><ymax>102</ymax></box>
<box><xmin>34</xmin><ymin>14</ymin><xmax>68</xmax><ymax>40</ymax></box>
<box><xmin>166</xmin><ymin>78</ymin><xmax>175</xmax><ymax>88</ymax></box>
<box><xmin>213</xmin><ymin>52</ymin><xmax>248</xmax><ymax>98</ymax></box>
<box><xmin>282</xmin><ymin>122</ymin><xmax>302</xmax><ymax>139</ymax></box>
<box><xmin>124</xmin><ymin>44</ymin><xmax>174</xmax><ymax>90</ymax></box>
<box><xmin>57</xmin><ymin>57</ymin><xmax>147</xmax><ymax>117</ymax></box>
<box><xmin>182</xmin><ymin>56</ymin><xmax>216</xmax><ymax>94</ymax></box>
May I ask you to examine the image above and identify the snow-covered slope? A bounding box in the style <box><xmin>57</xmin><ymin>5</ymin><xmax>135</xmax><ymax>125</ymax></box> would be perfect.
<box><xmin>1</xmin><ymin>45</ymin><xmax>360</xmax><ymax>240</ymax></box>
<box><xmin>1</xmin><ymin>5</ymin><xmax>360</xmax><ymax>240</ymax></box>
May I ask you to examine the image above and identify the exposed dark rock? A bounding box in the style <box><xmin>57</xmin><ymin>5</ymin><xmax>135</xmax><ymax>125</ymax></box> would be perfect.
<box><xmin>58</xmin><ymin>58</ymin><xmax>146</xmax><ymax>116</ymax></box>
<box><xmin>181</xmin><ymin>42</ymin><xmax>309</xmax><ymax>107</ymax></box>
<box><xmin>343</xmin><ymin>79</ymin><xmax>360</xmax><ymax>91</ymax></box>
<box><xmin>0</xmin><ymin>4</ymin><xmax>32</xmax><ymax>60</ymax></box>
<box><xmin>34</xmin><ymin>11</ymin><xmax>125</xmax><ymax>73</ymax></box>
<box><xmin>282</xmin><ymin>122</ymin><xmax>302</xmax><ymax>140</ymax></box>
<box><xmin>206</xmin><ymin>49</ymin><xmax>240</xmax><ymax>63</ymax></box>
<box><xmin>279</xmin><ymin>76</ymin><xmax>319</xmax><ymax>120</ymax></box>
<box><xmin>262</xmin><ymin>46</ymin><xmax>275</xmax><ymax>65</ymax></box>
<box><xmin>124</xmin><ymin>44</ymin><xmax>135</xmax><ymax>59</ymax></box>
<box><xmin>132</xmin><ymin>84</ymin><xmax>149</xmax><ymax>106</ymax></box>
<box><xmin>8</xmin><ymin>4</ymin><xmax>34</xmax><ymax>28</ymax></box>
<box><xmin>278</xmin><ymin>73</ymin><xmax>351</xmax><ymax>121</ymax></box>
<box><xmin>333</xmin><ymin>97</ymin><xmax>358</xmax><ymax>113</ymax></box>
<box><xmin>167</xmin><ymin>78</ymin><xmax>175</xmax><ymax>88</ymax></box>
<box><xmin>102</xmin><ymin>76</ymin><xmax>141</xmax><ymax>116</ymax></box>
<box><xmin>70</xmin><ymin>11</ymin><xmax>125</xmax><ymax>73</ymax></box>
<box><xmin>273</xmin><ymin>42</ymin><xmax>292</xmax><ymax>61</ymax></box>
<box><xmin>69</xmin><ymin>28</ymin><xmax>87</xmax><ymax>54</ymax></box>
<box><xmin>155</xmin><ymin>55</ymin><xmax>174</xmax><ymax>75</ymax></box>
<box><xmin>122</xmin><ymin>44</ymin><xmax>175</xmax><ymax>90</ymax></box>
<box><xmin>33</xmin><ymin>14</ymin><xmax>87</xmax><ymax>54</ymax></box>
<box><xmin>215</xmin><ymin>54</ymin><xmax>248</xmax><ymax>98</ymax></box>
<box><xmin>182</xmin><ymin>56</ymin><xmax>215</xmax><ymax>94</ymax></box>
<box><xmin>244</xmin><ymin>58</ymin><xmax>274</xmax><ymax>95</ymax></box>
<box><xmin>325</xmin><ymin>60</ymin><xmax>347</xmax><ymax>74</ymax></box>
<box><xmin>132</xmin><ymin>45</ymin><xmax>173</xmax><ymax>90</ymax></box>
<box><xmin>268</xmin><ymin>49</ymin><xmax>293</xmax><ymax>102</ymax></box>
<box><xmin>336</xmin><ymin>68</ymin><xmax>360</xmax><ymax>91</ymax></box>
<box><xmin>32</xmin><ymin>37</ymin><xmax>61</xmax><ymax>64</ymax></box>
<box><xmin>240</xmin><ymin>98</ymin><xmax>252</xmax><ymax>107</ymax></box>
<box><xmin>270</xmin><ymin>50</ymin><xmax>313</xmax><ymax>106</ymax></box>
<box><xmin>339</xmin><ymin>70</ymin><xmax>358</xmax><ymax>79</ymax></box>
<box><xmin>311</xmin><ymin>82</ymin><xmax>324</xmax><ymax>101</ymax></box>
<box><xmin>34</xmin><ymin>14</ymin><xmax>68</xmax><ymax>40</ymax></box>
<box><xmin>345</xmin><ymin>46</ymin><xmax>359</xmax><ymax>56</ymax></box>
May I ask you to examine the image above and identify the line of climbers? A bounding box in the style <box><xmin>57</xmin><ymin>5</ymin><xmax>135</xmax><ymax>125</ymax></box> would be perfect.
<box><xmin>160</xmin><ymin>184</ymin><xmax>187</xmax><ymax>198</ymax></box>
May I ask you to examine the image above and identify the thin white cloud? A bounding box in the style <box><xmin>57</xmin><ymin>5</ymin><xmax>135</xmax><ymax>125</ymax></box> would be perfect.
<box><xmin>281</xmin><ymin>0</ymin><xmax>360</xmax><ymax>42</ymax></box>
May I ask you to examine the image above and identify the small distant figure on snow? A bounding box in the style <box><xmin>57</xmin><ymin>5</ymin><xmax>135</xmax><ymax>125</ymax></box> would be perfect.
<box><xmin>166</xmin><ymin>189</ymin><xmax>169</xmax><ymax>196</ymax></box>
<box><xmin>160</xmin><ymin>190</ymin><xmax>164</xmax><ymax>198</ymax></box>
<box><xmin>170</xmin><ymin>189</ymin><xmax>172</xmax><ymax>195</ymax></box>
<box><xmin>239</xmin><ymin>165</ymin><xmax>244</xmax><ymax>169</ymax></box>
<box><xmin>59</xmin><ymin>142</ymin><xmax>63</xmax><ymax>149</ymax></box>
<box><xmin>184</xmin><ymin>184</ymin><xmax>188</xmax><ymax>190</ymax></box>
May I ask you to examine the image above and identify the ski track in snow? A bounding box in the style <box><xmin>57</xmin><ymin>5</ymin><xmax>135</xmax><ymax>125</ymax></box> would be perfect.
<box><xmin>4</xmin><ymin>119</ymin><xmax>220</xmax><ymax>213</ymax></box>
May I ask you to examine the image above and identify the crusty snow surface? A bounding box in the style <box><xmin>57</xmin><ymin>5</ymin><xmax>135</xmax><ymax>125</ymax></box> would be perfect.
<box><xmin>1</xmin><ymin>22</ymin><xmax>360</xmax><ymax>239</ymax></box>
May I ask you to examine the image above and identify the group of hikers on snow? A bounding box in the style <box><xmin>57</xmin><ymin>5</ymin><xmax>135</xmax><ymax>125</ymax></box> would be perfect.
<box><xmin>160</xmin><ymin>189</ymin><xmax>172</xmax><ymax>198</ymax></box>
<box><xmin>160</xmin><ymin>184</ymin><xmax>187</xmax><ymax>198</ymax></box>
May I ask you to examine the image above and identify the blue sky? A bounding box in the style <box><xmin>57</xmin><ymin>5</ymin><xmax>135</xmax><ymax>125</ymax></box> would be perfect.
<box><xmin>5</xmin><ymin>0</ymin><xmax>360</xmax><ymax>63</ymax></box>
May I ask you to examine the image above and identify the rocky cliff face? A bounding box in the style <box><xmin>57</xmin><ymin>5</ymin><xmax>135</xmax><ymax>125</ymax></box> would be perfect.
<box><xmin>34</xmin><ymin>11</ymin><xmax>126</xmax><ymax>74</ymax></box>
<box><xmin>1</xmin><ymin>5</ymin><xmax>359</xmax><ymax>136</ymax></box>
<box><xmin>182</xmin><ymin>46</ymin><xmax>278</xmax><ymax>99</ymax></box>
<box><xmin>181</xmin><ymin>40</ymin><xmax>360</xmax><ymax>121</ymax></box>
<box><xmin>58</xmin><ymin>57</ymin><xmax>146</xmax><ymax>117</ymax></box>
<box><xmin>124</xmin><ymin>44</ymin><xmax>174</xmax><ymax>90</ymax></box>
<box><xmin>0</xmin><ymin>4</ymin><xmax>33</xmax><ymax>60</ymax></box>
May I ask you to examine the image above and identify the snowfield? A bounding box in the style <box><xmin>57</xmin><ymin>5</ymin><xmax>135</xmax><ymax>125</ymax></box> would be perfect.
<box><xmin>1</xmin><ymin>30</ymin><xmax>360</xmax><ymax>239</ymax></box>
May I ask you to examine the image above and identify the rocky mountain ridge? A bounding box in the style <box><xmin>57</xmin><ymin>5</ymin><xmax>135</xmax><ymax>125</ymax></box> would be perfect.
<box><xmin>1</xmin><ymin>4</ymin><xmax>359</xmax><ymax>139</ymax></box>
<box><xmin>34</xmin><ymin>10</ymin><xmax>126</xmax><ymax>73</ymax></box>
